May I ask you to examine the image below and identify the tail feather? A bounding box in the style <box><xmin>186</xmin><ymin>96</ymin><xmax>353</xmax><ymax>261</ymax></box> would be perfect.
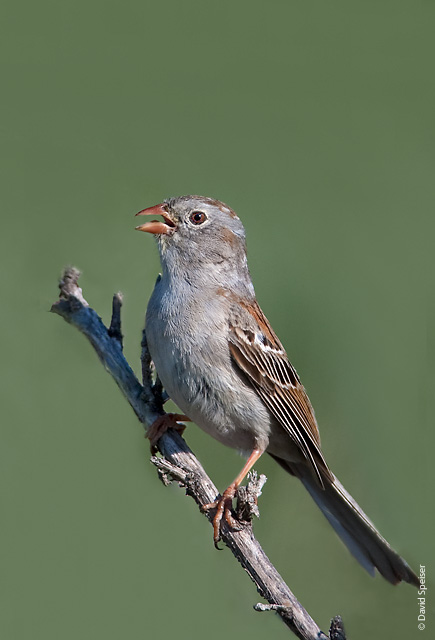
<box><xmin>270</xmin><ymin>455</ymin><xmax>418</xmax><ymax>586</ymax></box>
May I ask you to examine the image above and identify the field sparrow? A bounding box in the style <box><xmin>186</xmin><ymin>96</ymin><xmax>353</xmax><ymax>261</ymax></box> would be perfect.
<box><xmin>136</xmin><ymin>195</ymin><xmax>417</xmax><ymax>586</ymax></box>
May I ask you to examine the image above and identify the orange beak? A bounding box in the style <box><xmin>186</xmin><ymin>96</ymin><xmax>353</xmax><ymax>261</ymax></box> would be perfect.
<box><xmin>135</xmin><ymin>204</ymin><xmax>176</xmax><ymax>235</ymax></box>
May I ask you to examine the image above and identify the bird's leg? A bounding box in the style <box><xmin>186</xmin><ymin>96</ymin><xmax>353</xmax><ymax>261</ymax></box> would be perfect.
<box><xmin>147</xmin><ymin>413</ymin><xmax>191</xmax><ymax>453</ymax></box>
<box><xmin>202</xmin><ymin>448</ymin><xmax>263</xmax><ymax>547</ymax></box>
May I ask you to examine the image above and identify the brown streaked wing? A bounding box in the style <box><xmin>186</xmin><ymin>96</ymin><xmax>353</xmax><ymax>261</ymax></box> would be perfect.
<box><xmin>228</xmin><ymin>300</ymin><xmax>332</xmax><ymax>486</ymax></box>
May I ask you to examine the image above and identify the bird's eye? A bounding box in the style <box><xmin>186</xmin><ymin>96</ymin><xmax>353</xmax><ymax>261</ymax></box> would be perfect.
<box><xmin>189</xmin><ymin>211</ymin><xmax>207</xmax><ymax>225</ymax></box>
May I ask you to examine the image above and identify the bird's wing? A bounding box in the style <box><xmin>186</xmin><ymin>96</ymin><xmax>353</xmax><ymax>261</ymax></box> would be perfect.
<box><xmin>227</xmin><ymin>296</ymin><xmax>331</xmax><ymax>487</ymax></box>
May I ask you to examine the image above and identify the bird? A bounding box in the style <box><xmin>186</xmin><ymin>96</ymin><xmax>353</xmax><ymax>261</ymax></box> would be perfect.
<box><xmin>136</xmin><ymin>194</ymin><xmax>418</xmax><ymax>587</ymax></box>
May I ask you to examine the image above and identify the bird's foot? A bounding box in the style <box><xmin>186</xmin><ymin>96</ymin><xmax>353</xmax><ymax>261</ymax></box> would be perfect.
<box><xmin>202</xmin><ymin>483</ymin><xmax>243</xmax><ymax>548</ymax></box>
<box><xmin>147</xmin><ymin>413</ymin><xmax>190</xmax><ymax>453</ymax></box>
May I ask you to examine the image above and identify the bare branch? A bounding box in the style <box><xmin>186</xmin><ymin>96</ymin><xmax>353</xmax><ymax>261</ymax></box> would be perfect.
<box><xmin>51</xmin><ymin>266</ymin><xmax>345</xmax><ymax>640</ymax></box>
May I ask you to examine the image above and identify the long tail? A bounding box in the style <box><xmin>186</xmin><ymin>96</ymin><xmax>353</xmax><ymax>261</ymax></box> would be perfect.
<box><xmin>270</xmin><ymin>455</ymin><xmax>418</xmax><ymax>586</ymax></box>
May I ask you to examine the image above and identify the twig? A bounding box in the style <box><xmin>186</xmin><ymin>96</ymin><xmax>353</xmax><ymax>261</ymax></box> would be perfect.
<box><xmin>329</xmin><ymin>616</ymin><xmax>346</xmax><ymax>640</ymax></box>
<box><xmin>51</xmin><ymin>266</ymin><xmax>346</xmax><ymax>640</ymax></box>
<box><xmin>108</xmin><ymin>292</ymin><xmax>124</xmax><ymax>348</ymax></box>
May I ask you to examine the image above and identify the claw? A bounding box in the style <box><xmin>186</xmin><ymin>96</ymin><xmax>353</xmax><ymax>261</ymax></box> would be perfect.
<box><xmin>147</xmin><ymin>413</ymin><xmax>190</xmax><ymax>453</ymax></box>
<box><xmin>203</xmin><ymin>483</ymin><xmax>239</xmax><ymax>546</ymax></box>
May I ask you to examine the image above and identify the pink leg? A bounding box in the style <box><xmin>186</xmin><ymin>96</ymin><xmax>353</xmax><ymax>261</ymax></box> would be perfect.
<box><xmin>202</xmin><ymin>448</ymin><xmax>263</xmax><ymax>546</ymax></box>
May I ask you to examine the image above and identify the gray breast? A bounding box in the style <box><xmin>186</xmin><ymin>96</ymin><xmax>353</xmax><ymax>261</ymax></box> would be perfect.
<box><xmin>145</xmin><ymin>278</ymin><xmax>271</xmax><ymax>453</ymax></box>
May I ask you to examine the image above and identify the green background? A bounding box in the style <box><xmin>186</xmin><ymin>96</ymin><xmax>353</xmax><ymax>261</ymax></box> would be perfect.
<box><xmin>1</xmin><ymin>1</ymin><xmax>433</xmax><ymax>638</ymax></box>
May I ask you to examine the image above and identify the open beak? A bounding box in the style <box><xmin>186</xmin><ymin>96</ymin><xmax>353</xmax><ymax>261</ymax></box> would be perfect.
<box><xmin>135</xmin><ymin>204</ymin><xmax>176</xmax><ymax>235</ymax></box>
